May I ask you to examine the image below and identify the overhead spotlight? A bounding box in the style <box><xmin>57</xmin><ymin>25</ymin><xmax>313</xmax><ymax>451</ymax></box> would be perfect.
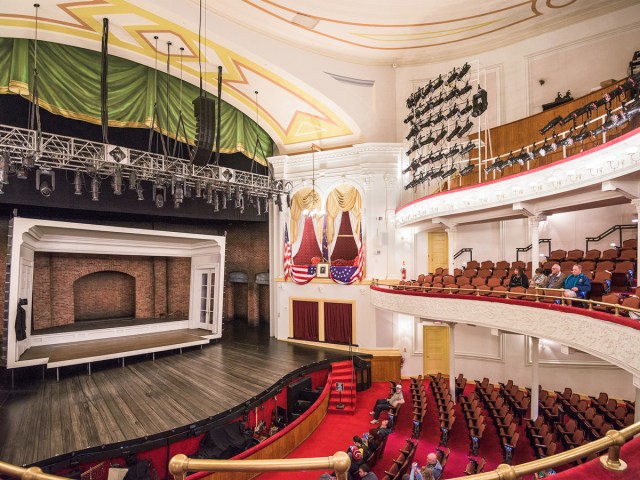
<box><xmin>74</xmin><ymin>171</ymin><xmax>83</xmax><ymax>195</ymax></box>
<box><xmin>539</xmin><ymin>115</ymin><xmax>563</xmax><ymax>135</ymax></box>
<box><xmin>112</xmin><ymin>167</ymin><xmax>123</xmax><ymax>195</ymax></box>
<box><xmin>458</xmin><ymin>82</ymin><xmax>472</xmax><ymax>97</ymax></box>
<box><xmin>194</xmin><ymin>179</ymin><xmax>203</xmax><ymax>198</ymax></box>
<box><xmin>441</xmin><ymin>166</ymin><xmax>457</xmax><ymax>179</ymax></box>
<box><xmin>275</xmin><ymin>194</ymin><xmax>283</xmax><ymax>212</ymax></box>
<box><xmin>458</xmin><ymin>62</ymin><xmax>471</xmax><ymax>80</ymax></box>
<box><xmin>16</xmin><ymin>166</ymin><xmax>28</xmax><ymax>180</ymax></box>
<box><xmin>90</xmin><ymin>176</ymin><xmax>100</xmax><ymax>201</ymax></box>
<box><xmin>446</xmin><ymin>68</ymin><xmax>458</xmax><ymax>85</ymax></box>
<box><xmin>446</xmin><ymin>123</ymin><xmax>462</xmax><ymax>142</ymax></box>
<box><xmin>256</xmin><ymin>196</ymin><xmax>262</xmax><ymax>215</ymax></box>
<box><xmin>238</xmin><ymin>195</ymin><xmax>245</xmax><ymax>214</ymax></box>
<box><xmin>36</xmin><ymin>168</ymin><xmax>55</xmax><ymax>197</ymax></box>
<box><xmin>226</xmin><ymin>182</ymin><xmax>232</xmax><ymax>200</ymax></box>
<box><xmin>264</xmin><ymin>196</ymin><xmax>270</xmax><ymax>214</ymax></box>
<box><xmin>471</xmin><ymin>86</ymin><xmax>488</xmax><ymax>117</ymax></box>
<box><xmin>431</xmin><ymin>74</ymin><xmax>444</xmax><ymax>92</ymax></box>
<box><xmin>460</xmin><ymin>141</ymin><xmax>475</xmax><ymax>156</ymax></box>
<box><xmin>458</xmin><ymin>120</ymin><xmax>474</xmax><ymax>138</ymax></box>
<box><xmin>286</xmin><ymin>192</ymin><xmax>291</xmax><ymax>209</ymax></box>
<box><xmin>128</xmin><ymin>171</ymin><xmax>138</xmax><ymax>190</ymax></box>
<box><xmin>221</xmin><ymin>191</ymin><xmax>227</xmax><ymax>209</ymax></box>
<box><xmin>459</xmin><ymin>101</ymin><xmax>473</xmax><ymax>117</ymax></box>
<box><xmin>444</xmin><ymin>87</ymin><xmax>459</xmax><ymax>102</ymax></box>
<box><xmin>206</xmin><ymin>183</ymin><xmax>214</xmax><ymax>204</ymax></box>
<box><xmin>152</xmin><ymin>183</ymin><xmax>166</xmax><ymax>208</ymax></box>
<box><xmin>173</xmin><ymin>183</ymin><xmax>184</xmax><ymax>208</ymax></box>
<box><xmin>433</xmin><ymin>128</ymin><xmax>447</xmax><ymax>145</ymax></box>
<box><xmin>445</xmin><ymin>106</ymin><xmax>459</xmax><ymax>120</ymax></box>
<box><xmin>0</xmin><ymin>151</ymin><xmax>10</xmax><ymax>185</ymax></box>
<box><xmin>136</xmin><ymin>182</ymin><xmax>144</xmax><ymax>201</ymax></box>
<box><xmin>459</xmin><ymin>162</ymin><xmax>475</xmax><ymax>176</ymax></box>
<box><xmin>235</xmin><ymin>186</ymin><xmax>242</xmax><ymax>208</ymax></box>
<box><xmin>213</xmin><ymin>190</ymin><xmax>219</xmax><ymax>212</ymax></box>
<box><xmin>22</xmin><ymin>153</ymin><xmax>35</xmax><ymax>169</ymax></box>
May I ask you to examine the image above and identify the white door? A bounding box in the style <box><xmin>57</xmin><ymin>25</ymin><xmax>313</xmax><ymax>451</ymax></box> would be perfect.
<box><xmin>196</xmin><ymin>268</ymin><xmax>217</xmax><ymax>333</ymax></box>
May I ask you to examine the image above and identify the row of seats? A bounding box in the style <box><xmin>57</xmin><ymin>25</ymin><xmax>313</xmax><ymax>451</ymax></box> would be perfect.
<box><xmin>409</xmin><ymin>376</ymin><xmax>428</xmax><ymax>439</ymax></box>
<box><xmin>380</xmin><ymin>438</ymin><xmax>418</xmax><ymax>480</ymax></box>
<box><xmin>428</xmin><ymin>374</ymin><xmax>456</xmax><ymax>448</ymax></box>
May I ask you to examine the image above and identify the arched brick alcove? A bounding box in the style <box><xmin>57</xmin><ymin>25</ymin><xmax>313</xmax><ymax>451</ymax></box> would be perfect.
<box><xmin>74</xmin><ymin>271</ymin><xmax>135</xmax><ymax>321</ymax></box>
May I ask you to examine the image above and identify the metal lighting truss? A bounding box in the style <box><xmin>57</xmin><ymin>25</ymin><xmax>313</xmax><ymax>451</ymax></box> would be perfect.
<box><xmin>0</xmin><ymin>123</ymin><xmax>288</xmax><ymax>198</ymax></box>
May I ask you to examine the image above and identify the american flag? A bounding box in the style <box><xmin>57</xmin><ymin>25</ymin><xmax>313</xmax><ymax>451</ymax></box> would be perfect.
<box><xmin>283</xmin><ymin>223</ymin><xmax>292</xmax><ymax>280</ymax></box>
<box><xmin>330</xmin><ymin>229</ymin><xmax>364</xmax><ymax>285</ymax></box>
<box><xmin>321</xmin><ymin>215</ymin><xmax>329</xmax><ymax>261</ymax></box>
<box><xmin>284</xmin><ymin>222</ymin><xmax>317</xmax><ymax>285</ymax></box>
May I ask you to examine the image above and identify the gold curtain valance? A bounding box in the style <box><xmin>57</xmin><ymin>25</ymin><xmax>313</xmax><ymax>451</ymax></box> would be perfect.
<box><xmin>290</xmin><ymin>187</ymin><xmax>322</xmax><ymax>244</ymax></box>
<box><xmin>325</xmin><ymin>185</ymin><xmax>361</xmax><ymax>244</ymax></box>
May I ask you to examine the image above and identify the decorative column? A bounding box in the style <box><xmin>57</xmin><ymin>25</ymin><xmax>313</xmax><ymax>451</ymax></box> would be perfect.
<box><xmin>529</xmin><ymin>216</ymin><xmax>542</xmax><ymax>271</ymax></box>
<box><xmin>449</xmin><ymin>323</ymin><xmax>456</xmax><ymax>404</ymax></box>
<box><xmin>633</xmin><ymin>199</ymin><xmax>640</xmax><ymax>287</ymax></box>
<box><xmin>446</xmin><ymin>226</ymin><xmax>457</xmax><ymax>273</ymax></box>
<box><xmin>531</xmin><ymin>337</ymin><xmax>540</xmax><ymax>420</ymax></box>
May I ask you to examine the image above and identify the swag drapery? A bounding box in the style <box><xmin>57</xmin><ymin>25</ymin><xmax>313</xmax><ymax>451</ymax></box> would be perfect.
<box><xmin>0</xmin><ymin>38</ymin><xmax>273</xmax><ymax>164</ymax></box>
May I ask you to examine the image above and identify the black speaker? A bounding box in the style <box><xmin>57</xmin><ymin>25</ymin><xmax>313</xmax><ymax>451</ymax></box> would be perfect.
<box><xmin>472</xmin><ymin>88</ymin><xmax>488</xmax><ymax>117</ymax></box>
<box><xmin>191</xmin><ymin>95</ymin><xmax>216</xmax><ymax>166</ymax></box>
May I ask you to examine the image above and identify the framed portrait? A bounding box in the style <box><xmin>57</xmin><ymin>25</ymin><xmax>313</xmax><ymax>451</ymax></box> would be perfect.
<box><xmin>316</xmin><ymin>263</ymin><xmax>329</xmax><ymax>278</ymax></box>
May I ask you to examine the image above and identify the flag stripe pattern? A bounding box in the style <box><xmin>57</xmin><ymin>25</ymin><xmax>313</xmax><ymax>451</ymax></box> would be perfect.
<box><xmin>330</xmin><ymin>230</ymin><xmax>364</xmax><ymax>285</ymax></box>
<box><xmin>283</xmin><ymin>223</ymin><xmax>292</xmax><ymax>280</ymax></box>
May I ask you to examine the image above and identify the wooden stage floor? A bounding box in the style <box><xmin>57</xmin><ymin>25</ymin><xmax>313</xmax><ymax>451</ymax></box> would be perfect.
<box><xmin>0</xmin><ymin>321</ymin><xmax>345</xmax><ymax>466</ymax></box>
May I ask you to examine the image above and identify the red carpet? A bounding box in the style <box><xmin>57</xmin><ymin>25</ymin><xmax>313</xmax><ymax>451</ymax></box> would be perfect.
<box><xmin>256</xmin><ymin>377</ymin><xmax>640</xmax><ymax>479</ymax></box>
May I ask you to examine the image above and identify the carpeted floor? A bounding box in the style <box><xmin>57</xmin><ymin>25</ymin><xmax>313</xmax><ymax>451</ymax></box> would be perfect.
<box><xmin>257</xmin><ymin>377</ymin><xmax>542</xmax><ymax>479</ymax></box>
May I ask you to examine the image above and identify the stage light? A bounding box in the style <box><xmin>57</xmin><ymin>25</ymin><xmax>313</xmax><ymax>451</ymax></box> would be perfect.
<box><xmin>445</xmin><ymin>106</ymin><xmax>459</xmax><ymax>119</ymax></box>
<box><xmin>458</xmin><ymin>120</ymin><xmax>474</xmax><ymax>138</ymax></box>
<box><xmin>275</xmin><ymin>194</ymin><xmax>283</xmax><ymax>212</ymax></box>
<box><xmin>136</xmin><ymin>182</ymin><xmax>144</xmax><ymax>201</ymax></box>
<box><xmin>36</xmin><ymin>168</ymin><xmax>55</xmax><ymax>197</ymax></box>
<box><xmin>74</xmin><ymin>171</ymin><xmax>83</xmax><ymax>195</ymax></box>
<box><xmin>128</xmin><ymin>171</ymin><xmax>137</xmax><ymax>190</ymax></box>
<box><xmin>22</xmin><ymin>153</ymin><xmax>35</xmax><ymax>169</ymax></box>
<box><xmin>238</xmin><ymin>195</ymin><xmax>245</xmax><ymax>214</ymax></box>
<box><xmin>213</xmin><ymin>190</ymin><xmax>219</xmax><ymax>212</ymax></box>
<box><xmin>264</xmin><ymin>196</ymin><xmax>270</xmax><ymax>214</ymax></box>
<box><xmin>471</xmin><ymin>87</ymin><xmax>488</xmax><ymax>117</ymax></box>
<box><xmin>458</xmin><ymin>82</ymin><xmax>472</xmax><ymax>97</ymax></box>
<box><xmin>286</xmin><ymin>192</ymin><xmax>291</xmax><ymax>209</ymax></box>
<box><xmin>16</xmin><ymin>166</ymin><xmax>28</xmax><ymax>180</ymax></box>
<box><xmin>226</xmin><ymin>182</ymin><xmax>232</xmax><ymax>200</ymax></box>
<box><xmin>459</xmin><ymin>101</ymin><xmax>473</xmax><ymax>117</ymax></box>
<box><xmin>459</xmin><ymin>163</ymin><xmax>475</xmax><ymax>176</ymax></box>
<box><xmin>235</xmin><ymin>186</ymin><xmax>242</xmax><ymax>208</ymax></box>
<box><xmin>112</xmin><ymin>167</ymin><xmax>123</xmax><ymax>195</ymax></box>
<box><xmin>256</xmin><ymin>196</ymin><xmax>262</xmax><ymax>215</ymax></box>
<box><xmin>446</xmin><ymin>68</ymin><xmax>458</xmax><ymax>85</ymax></box>
<box><xmin>446</xmin><ymin>123</ymin><xmax>462</xmax><ymax>142</ymax></box>
<box><xmin>173</xmin><ymin>183</ymin><xmax>184</xmax><ymax>208</ymax></box>
<box><xmin>441</xmin><ymin>167</ymin><xmax>457</xmax><ymax>179</ymax></box>
<box><xmin>540</xmin><ymin>115</ymin><xmax>563</xmax><ymax>135</ymax></box>
<box><xmin>195</xmin><ymin>179</ymin><xmax>203</xmax><ymax>198</ymax></box>
<box><xmin>221</xmin><ymin>191</ymin><xmax>228</xmax><ymax>209</ymax></box>
<box><xmin>458</xmin><ymin>62</ymin><xmax>471</xmax><ymax>80</ymax></box>
<box><xmin>91</xmin><ymin>176</ymin><xmax>100</xmax><ymax>201</ymax></box>
<box><xmin>0</xmin><ymin>151</ymin><xmax>9</xmax><ymax>184</ymax></box>
<box><xmin>152</xmin><ymin>183</ymin><xmax>166</xmax><ymax>208</ymax></box>
<box><xmin>445</xmin><ymin>87</ymin><xmax>459</xmax><ymax>102</ymax></box>
<box><xmin>460</xmin><ymin>141</ymin><xmax>475</xmax><ymax>156</ymax></box>
<box><xmin>206</xmin><ymin>183</ymin><xmax>214</xmax><ymax>204</ymax></box>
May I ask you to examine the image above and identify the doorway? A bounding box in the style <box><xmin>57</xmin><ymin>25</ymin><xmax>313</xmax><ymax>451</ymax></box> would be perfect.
<box><xmin>428</xmin><ymin>231</ymin><xmax>448</xmax><ymax>274</ymax></box>
<box><xmin>423</xmin><ymin>325</ymin><xmax>450</xmax><ymax>376</ymax></box>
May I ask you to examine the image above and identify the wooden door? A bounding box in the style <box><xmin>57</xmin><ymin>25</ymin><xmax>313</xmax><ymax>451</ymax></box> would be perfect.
<box><xmin>423</xmin><ymin>325</ymin><xmax>450</xmax><ymax>376</ymax></box>
<box><xmin>428</xmin><ymin>231</ymin><xmax>448</xmax><ymax>274</ymax></box>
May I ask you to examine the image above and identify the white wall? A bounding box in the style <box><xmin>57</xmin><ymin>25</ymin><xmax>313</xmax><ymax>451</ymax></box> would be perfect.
<box><xmin>393</xmin><ymin>320</ymin><xmax>635</xmax><ymax>400</ymax></box>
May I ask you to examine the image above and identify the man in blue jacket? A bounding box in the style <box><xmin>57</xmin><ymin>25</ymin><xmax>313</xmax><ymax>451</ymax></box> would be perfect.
<box><xmin>562</xmin><ymin>264</ymin><xmax>591</xmax><ymax>299</ymax></box>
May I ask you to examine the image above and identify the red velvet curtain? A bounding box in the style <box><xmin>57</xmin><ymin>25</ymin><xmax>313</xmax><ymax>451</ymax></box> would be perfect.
<box><xmin>324</xmin><ymin>302</ymin><xmax>352</xmax><ymax>344</ymax></box>
<box><xmin>292</xmin><ymin>300</ymin><xmax>319</xmax><ymax>341</ymax></box>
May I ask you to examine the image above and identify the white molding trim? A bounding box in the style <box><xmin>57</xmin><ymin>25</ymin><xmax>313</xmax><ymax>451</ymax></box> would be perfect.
<box><xmin>524</xmin><ymin>335</ymin><xmax>617</xmax><ymax>369</ymax></box>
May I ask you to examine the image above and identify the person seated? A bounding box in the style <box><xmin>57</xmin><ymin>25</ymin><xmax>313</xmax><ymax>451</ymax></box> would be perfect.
<box><xmin>357</xmin><ymin>464</ymin><xmax>378</xmax><ymax>479</ymax></box>
<box><xmin>424</xmin><ymin>453</ymin><xmax>443</xmax><ymax>480</ymax></box>
<box><xmin>408</xmin><ymin>463</ymin><xmax>435</xmax><ymax>480</ymax></box>
<box><xmin>531</xmin><ymin>268</ymin><xmax>547</xmax><ymax>287</ymax></box>
<box><xmin>508</xmin><ymin>266</ymin><xmax>529</xmax><ymax>289</ymax></box>
<box><xmin>365</xmin><ymin>428</ymin><xmax>381</xmax><ymax>452</ymax></box>
<box><xmin>545</xmin><ymin>264</ymin><xmax>566</xmax><ymax>289</ymax></box>
<box><xmin>376</xmin><ymin>418</ymin><xmax>392</xmax><ymax>439</ymax></box>
<box><xmin>562</xmin><ymin>264</ymin><xmax>591</xmax><ymax>299</ymax></box>
<box><xmin>370</xmin><ymin>384</ymin><xmax>404</xmax><ymax>424</ymax></box>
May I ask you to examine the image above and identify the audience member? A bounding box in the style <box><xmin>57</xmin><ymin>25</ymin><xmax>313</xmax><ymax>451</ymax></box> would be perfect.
<box><xmin>531</xmin><ymin>268</ymin><xmax>547</xmax><ymax>287</ymax></box>
<box><xmin>365</xmin><ymin>428</ymin><xmax>381</xmax><ymax>452</ymax></box>
<box><xmin>370</xmin><ymin>384</ymin><xmax>404</xmax><ymax>424</ymax></box>
<box><xmin>425</xmin><ymin>453</ymin><xmax>443</xmax><ymax>480</ymax></box>
<box><xmin>357</xmin><ymin>464</ymin><xmax>378</xmax><ymax>479</ymax></box>
<box><xmin>545</xmin><ymin>264</ymin><xmax>566</xmax><ymax>289</ymax></box>
<box><xmin>508</xmin><ymin>266</ymin><xmax>529</xmax><ymax>288</ymax></box>
<box><xmin>376</xmin><ymin>419</ymin><xmax>392</xmax><ymax>439</ymax></box>
<box><xmin>562</xmin><ymin>264</ymin><xmax>591</xmax><ymax>299</ymax></box>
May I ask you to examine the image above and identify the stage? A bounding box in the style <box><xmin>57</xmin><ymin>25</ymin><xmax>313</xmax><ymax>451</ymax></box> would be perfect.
<box><xmin>0</xmin><ymin>321</ymin><xmax>346</xmax><ymax>466</ymax></box>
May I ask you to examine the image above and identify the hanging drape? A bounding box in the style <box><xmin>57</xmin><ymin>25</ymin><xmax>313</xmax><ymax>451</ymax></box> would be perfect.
<box><xmin>290</xmin><ymin>186</ymin><xmax>322</xmax><ymax>244</ymax></box>
<box><xmin>324</xmin><ymin>302</ymin><xmax>352</xmax><ymax>344</ymax></box>
<box><xmin>292</xmin><ymin>300</ymin><xmax>319</xmax><ymax>341</ymax></box>
<box><xmin>0</xmin><ymin>38</ymin><xmax>273</xmax><ymax>164</ymax></box>
<box><xmin>325</xmin><ymin>185</ymin><xmax>361</xmax><ymax>244</ymax></box>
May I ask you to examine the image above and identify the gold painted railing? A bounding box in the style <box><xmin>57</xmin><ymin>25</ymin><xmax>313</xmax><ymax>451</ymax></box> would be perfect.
<box><xmin>371</xmin><ymin>280</ymin><xmax>640</xmax><ymax>317</ymax></box>
<box><xmin>2</xmin><ymin>423</ymin><xmax>640</xmax><ymax>480</ymax></box>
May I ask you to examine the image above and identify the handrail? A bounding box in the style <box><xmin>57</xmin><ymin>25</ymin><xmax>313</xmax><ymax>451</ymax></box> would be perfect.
<box><xmin>454</xmin><ymin>247</ymin><xmax>473</xmax><ymax>261</ymax></box>
<box><xmin>0</xmin><ymin>420</ymin><xmax>638</xmax><ymax>480</ymax></box>
<box><xmin>371</xmin><ymin>280</ymin><xmax>640</xmax><ymax>316</ymax></box>
<box><xmin>515</xmin><ymin>239</ymin><xmax>551</xmax><ymax>262</ymax></box>
<box><xmin>168</xmin><ymin>451</ymin><xmax>351</xmax><ymax>480</ymax></box>
<box><xmin>585</xmin><ymin>224</ymin><xmax>636</xmax><ymax>252</ymax></box>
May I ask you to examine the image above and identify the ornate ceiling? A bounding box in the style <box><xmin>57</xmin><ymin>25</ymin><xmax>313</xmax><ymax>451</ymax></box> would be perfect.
<box><xmin>0</xmin><ymin>0</ymin><xmax>635</xmax><ymax>154</ymax></box>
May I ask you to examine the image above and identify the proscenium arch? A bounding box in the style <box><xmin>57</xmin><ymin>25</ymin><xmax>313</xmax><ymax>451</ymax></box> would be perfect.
<box><xmin>370</xmin><ymin>287</ymin><xmax>640</xmax><ymax>378</ymax></box>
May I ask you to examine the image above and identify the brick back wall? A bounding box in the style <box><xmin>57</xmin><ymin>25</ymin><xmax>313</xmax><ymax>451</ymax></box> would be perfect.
<box><xmin>32</xmin><ymin>253</ymin><xmax>191</xmax><ymax>330</ymax></box>
<box><xmin>167</xmin><ymin>258</ymin><xmax>190</xmax><ymax>317</ymax></box>
<box><xmin>74</xmin><ymin>271</ymin><xmax>135</xmax><ymax>320</ymax></box>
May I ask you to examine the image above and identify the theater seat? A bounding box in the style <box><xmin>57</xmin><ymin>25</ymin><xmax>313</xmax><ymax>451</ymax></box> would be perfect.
<box><xmin>566</xmin><ymin>249</ymin><xmax>584</xmax><ymax>262</ymax></box>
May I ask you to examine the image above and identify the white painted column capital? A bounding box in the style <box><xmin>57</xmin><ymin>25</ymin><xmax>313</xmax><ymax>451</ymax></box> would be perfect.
<box><xmin>384</xmin><ymin>174</ymin><xmax>397</xmax><ymax>189</ymax></box>
<box><xmin>362</xmin><ymin>174</ymin><xmax>375</xmax><ymax>191</ymax></box>
<box><xmin>529</xmin><ymin>215</ymin><xmax>543</xmax><ymax>269</ymax></box>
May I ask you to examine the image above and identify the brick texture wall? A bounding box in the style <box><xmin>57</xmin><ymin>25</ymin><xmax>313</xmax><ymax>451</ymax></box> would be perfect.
<box><xmin>74</xmin><ymin>271</ymin><xmax>135</xmax><ymax>320</ymax></box>
<box><xmin>32</xmin><ymin>253</ymin><xmax>191</xmax><ymax>330</ymax></box>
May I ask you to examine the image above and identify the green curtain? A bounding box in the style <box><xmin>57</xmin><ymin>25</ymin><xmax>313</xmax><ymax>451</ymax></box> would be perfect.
<box><xmin>0</xmin><ymin>38</ymin><xmax>272</xmax><ymax>164</ymax></box>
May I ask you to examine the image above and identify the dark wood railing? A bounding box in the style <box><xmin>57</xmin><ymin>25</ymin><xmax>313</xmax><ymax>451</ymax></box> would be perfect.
<box><xmin>585</xmin><ymin>224</ymin><xmax>636</xmax><ymax>251</ymax></box>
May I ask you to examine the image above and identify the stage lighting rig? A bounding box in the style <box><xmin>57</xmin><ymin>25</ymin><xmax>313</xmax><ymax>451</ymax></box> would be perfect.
<box><xmin>459</xmin><ymin>101</ymin><xmax>473</xmax><ymax>117</ymax></box>
<box><xmin>36</xmin><ymin>168</ymin><xmax>55</xmax><ymax>197</ymax></box>
<box><xmin>458</xmin><ymin>82</ymin><xmax>473</xmax><ymax>97</ymax></box>
<box><xmin>539</xmin><ymin>115</ymin><xmax>563</xmax><ymax>135</ymax></box>
<box><xmin>459</xmin><ymin>162</ymin><xmax>475</xmax><ymax>176</ymax></box>
<box><xmin>90</xmin><ymin>176</ymin><xmax>100</xmax><ymax>201</ymax></box>
<box><xmin>446</xmin><ymin>123</ymin><xmax>462</xmax><ymax>142</ymax></box>
<box><xmin>458</xmin><ymin>120</ymin><xmax>474</xmax><ymax>138</ymax></box>
<box><xmin>458</xmin><ymin>62</ymin><xmax>471</xmax><ymax>80</ymax></box>
<box><xmin>446</xmin><ymin>68</ymin><xmax>458</xmax><ymax>85</ymax></box>
<box><xmin>471</xmin><ymin>86</ymin><xmax>488</xmax><ymax>117</ymax></box>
